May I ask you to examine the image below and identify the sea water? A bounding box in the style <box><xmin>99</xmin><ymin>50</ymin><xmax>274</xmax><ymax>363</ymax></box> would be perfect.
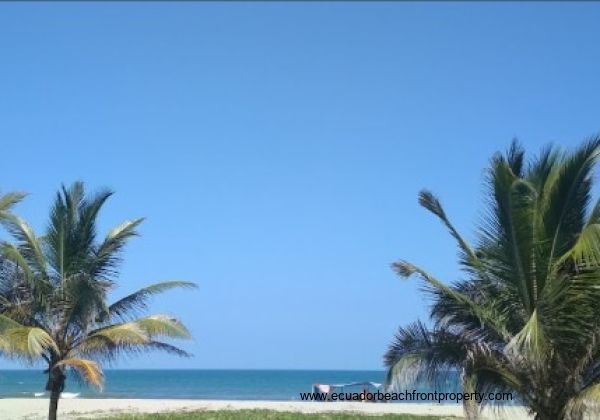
<box><xmin>0</xmin><ymin>369</ymin><xmax>460</xmax><ymax>400</ymax></box>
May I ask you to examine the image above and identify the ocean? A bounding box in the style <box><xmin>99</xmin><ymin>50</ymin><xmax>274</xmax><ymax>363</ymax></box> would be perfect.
<box><xmin>0</xmin><ymin>369</ymin><xmax>460</xmax><ymax>400</ymax></box>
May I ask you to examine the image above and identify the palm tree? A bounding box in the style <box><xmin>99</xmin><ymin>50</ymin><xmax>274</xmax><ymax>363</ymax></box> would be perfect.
<box><xmin>0</xmin><ymin>182</ymin><xmax>196</xmax><ymax>420</ymax></box>
<box><xmin>384</xmin><ymin>138</ymin><xmax>600</xmax><ymax>420</ymax></box>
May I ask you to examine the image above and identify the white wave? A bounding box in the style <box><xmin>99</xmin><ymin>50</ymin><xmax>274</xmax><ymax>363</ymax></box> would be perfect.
<box><xmin>33</xmin><ymin>391</ymin><xmax>79</xmax><ymax>399</ymax></box>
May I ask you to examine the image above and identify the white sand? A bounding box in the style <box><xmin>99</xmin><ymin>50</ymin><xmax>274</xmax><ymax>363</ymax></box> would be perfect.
<box><xmin>0</xmin><ymin>398</ymin><xmax>532</xmax><ymax>420</ymax></box>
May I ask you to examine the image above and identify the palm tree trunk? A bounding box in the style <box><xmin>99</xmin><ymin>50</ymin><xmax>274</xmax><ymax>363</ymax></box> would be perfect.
<box><xmin>46</xmin><ymin>368</ymin><xmax>65</xmax><ymax>420</ymax></box>
<box><xmin>533</xmin><ymin>405</ymin><xmax>565</xmax><ymax>420</ymax></box>
<box><xmin>463</xmin><ymin>397</ymin><xmax>479</xmax><ymax>419</ymax></box>
<box><xmin>48</xmin><ymin>386</ymin><xmax>60</xmax><ymax>420</ymax></box>
<box><xmin>461</xmin><ymin>370</ymin><xmax>479</xmax><ymax>419</ymax></box>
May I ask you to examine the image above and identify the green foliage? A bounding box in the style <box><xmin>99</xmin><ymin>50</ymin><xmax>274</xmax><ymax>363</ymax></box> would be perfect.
<box><xmin>0</xmin><ymin>182</ymin><xmax>196</xmax><ymax>417</ymax></box>
<box><xmin>97</xmin><ymin>410</ymin><xmax>447</xmax><ymax>420</ymax></box>
<box><xmin>385</xmin><ymin>138</ymin><xmax>600</xmax><ymax>420</ymax></box>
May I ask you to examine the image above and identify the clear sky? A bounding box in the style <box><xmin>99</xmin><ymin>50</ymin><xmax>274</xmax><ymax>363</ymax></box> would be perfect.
<box><xmin>0</xmin><ymin>2</ymin><xmax>599</xmax><ymax>370</ymax></box>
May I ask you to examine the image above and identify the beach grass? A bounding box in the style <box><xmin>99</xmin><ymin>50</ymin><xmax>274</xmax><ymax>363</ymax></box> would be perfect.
<box><xmin>100</xmin><ymin>409</ymin><xmax>448</xmax><ymax>419</ymax></box>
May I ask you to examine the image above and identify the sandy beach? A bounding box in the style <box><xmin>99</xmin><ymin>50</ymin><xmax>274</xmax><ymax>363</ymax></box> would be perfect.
<box><xmin>0</xmin><ymin>398</ymin><xmax>532</xmax><ymax>420</ymax></box>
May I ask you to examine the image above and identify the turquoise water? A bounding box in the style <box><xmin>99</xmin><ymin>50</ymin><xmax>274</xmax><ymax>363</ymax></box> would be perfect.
<box><xmin>0</xmin><ymin>369</ymin><xmax>459</xmax><ymax>400</ymax></box>
<box><xmin>0</xmin><ymin>370</ymin><xmax>383</xmax><ymax>399</ymax></box>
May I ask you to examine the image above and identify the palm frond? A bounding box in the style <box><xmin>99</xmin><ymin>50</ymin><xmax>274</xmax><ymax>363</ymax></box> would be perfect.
<box><xmin>144</xmin><ymin>341</ymin><xmax>192</xmax><ymax>357</ymax></box>
<box><xmin>46</xmin><ymin>184</ymin><xmax>114</xmax><ymax>280</ymax></box>
<box><xmin>135</xmin><ymin>314</ymin><xmax>190</xmax><ymax>339</ymax></box>
<box><xmin>58</xmin><ymin>274</ymin><xmax>110</xmax><ymax>341</ymax></box>
<box><xmin>56</xmin><ymin>358</ymin><xmax>104</xmax><ymax>390</ymax></box>
<box><xmin>0</xmin><ymin>182</ymin><xmax>192</xmax><ymax>412</ymax></box>
<box><xmin>0</xmin><ymin>192</ymin><xmax>27</xmax><ymax>218</ymax></box>
<box><xmin>4</xmin><ymin>326</ymin><xmax>58</xmax><ymax>357</ymax></box>
<box><xmin>1</xmin><ymin>215</ymin><xmax>47</xmax><ymax>277</ymax></box>
<box><xmin>0</xmin><ymin>314</ymin><xmax>23</xmax><ymax>333</ymax></box>
<box><xmin>75</xmin><ymin>315</ymin><xmax>191</xmax><ymax>361</ymax></box>
<box><xmin>506</xmin><ymin>139</ymin><xmax>525</xmax><ymax>177</ymax></box>
<box><xmin>0</xmin><ymin>243</ymin><xmax>35</xmax><ymax>284</ymax></box>
<box><xmin>91</xmin><ymin>218</ymin><xmax>144</xmax><ymax>279</ymax></box>
<box><xmin>558</xmin><ymin>198</ymin><xmax>600</xmax><ymax>267</ymax></box>
<box><xmin>107</xmin><ymin>281</ymin><xmax>197</xmax><ymax>321</ymax></box>
<box><xmin>418</xmin><ymin>190</ymin><xmax>481</xmax><ymax>268</ymax></box>
<box><xmin>384</xmin><ymin>321</ymin><xmax>467</xmax><ymax>390</ymax></box>
<box><xmin>392</xmin><ymin>261</ymin><xmax>509</xmax><ymax>339</ymax></box>
<box><xmin>506</xmin><ymin>309</ymin><xmax>547</xmax><ymax>362</ymax></box>
<box><xmin>86</xmin><ymin>322</ymin><xmax>148</xmax><ymax>346</ymax></box>
<box><xmin>483</xmin><ymin>157</ymin><xmax>537</xmax><ymax>313</ymax></box>
<box><xmin>544</xmin><ymin>136</ymin><xmax>600</xmax><ymax>271</ymax></box>
<box><xmin>386</xmin><ymin>138</ymin><xmax>600</xmax><ymax>418</ymax></box>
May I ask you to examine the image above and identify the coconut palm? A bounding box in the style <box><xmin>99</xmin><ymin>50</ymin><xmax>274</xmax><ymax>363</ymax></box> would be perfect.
<box><xmin>385</xmin><ymin>138</ymin><xmax>600</xmax><ymax>420</ymax></box>
<box><xmin>0</xmin><ymin>182</ymin><xmax>195</xmax><ymax>420</ymax></box>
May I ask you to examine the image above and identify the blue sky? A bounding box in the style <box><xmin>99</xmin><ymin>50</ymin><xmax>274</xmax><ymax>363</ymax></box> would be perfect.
<box><xmin>0</xmin><ymin>3</ymin><xmax>599</xmax><ymax>370</ymax></box>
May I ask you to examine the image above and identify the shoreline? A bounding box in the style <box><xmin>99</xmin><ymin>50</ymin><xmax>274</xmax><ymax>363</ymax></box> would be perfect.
<box><xmin>0</xmin><ymin>398</ymin><xmax>532</xmax><ymax>419</ymax></box>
